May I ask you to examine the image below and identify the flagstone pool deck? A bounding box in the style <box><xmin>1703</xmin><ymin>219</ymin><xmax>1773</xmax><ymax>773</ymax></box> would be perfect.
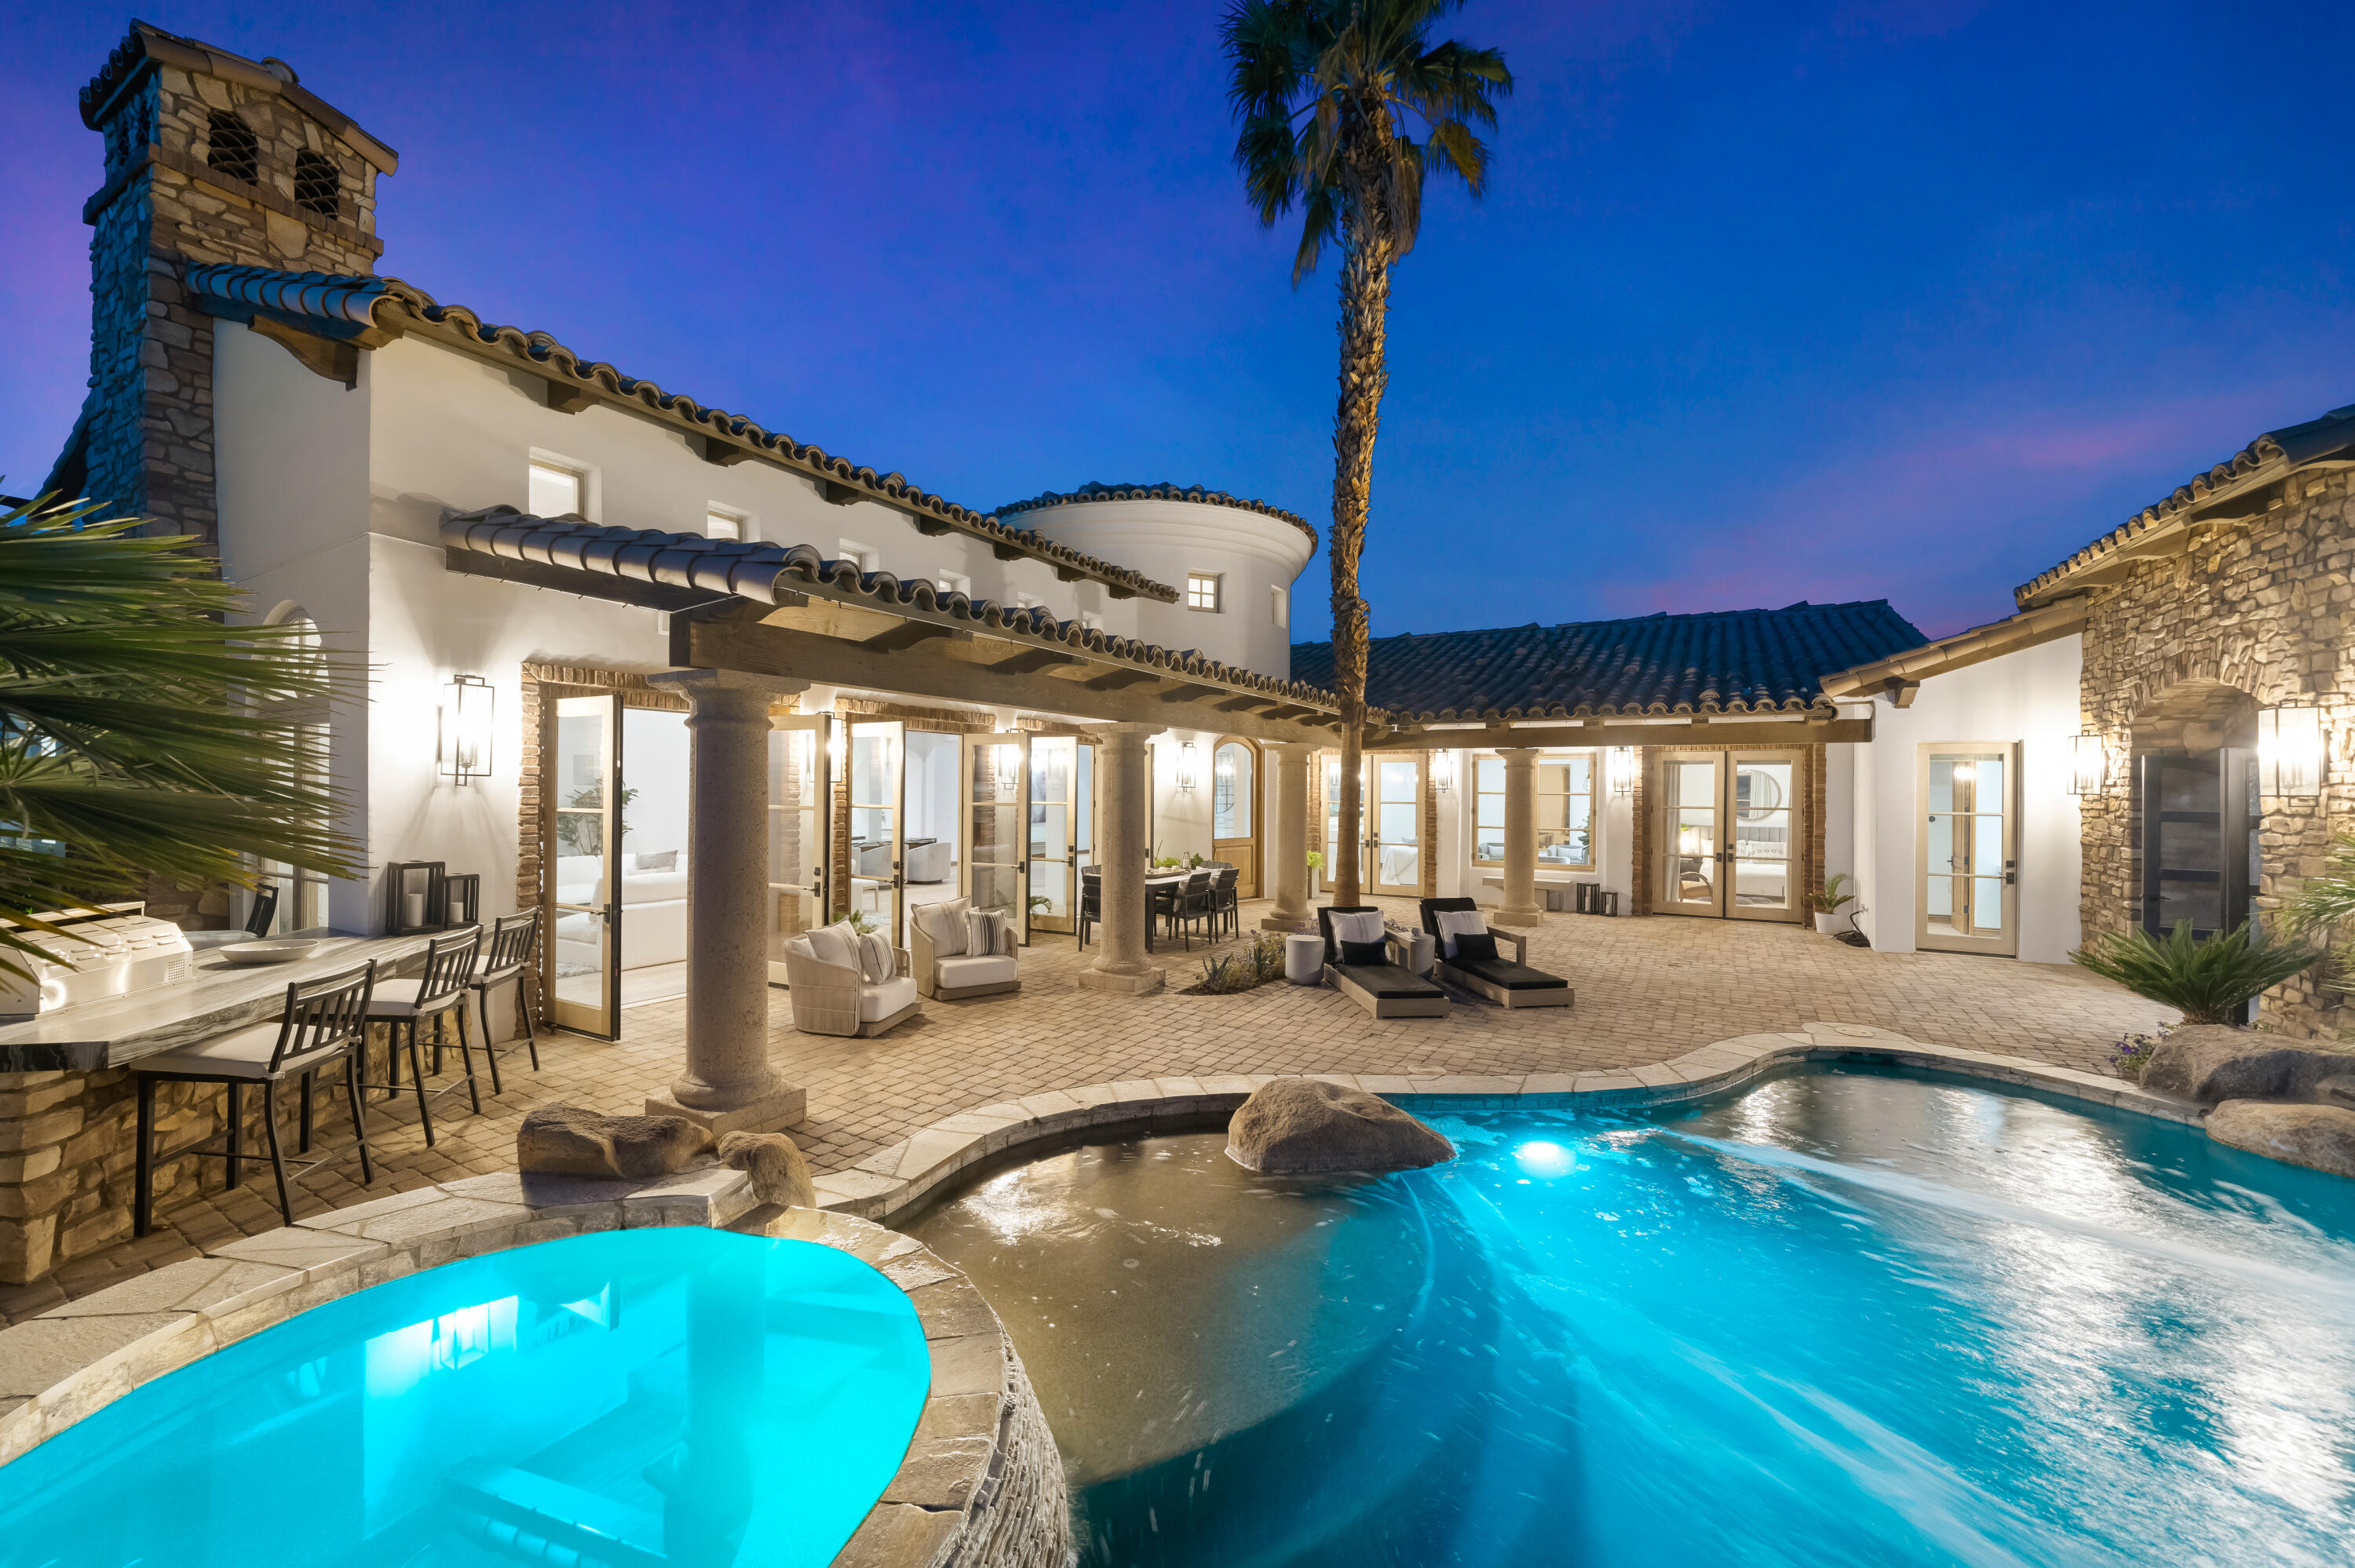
<box><xmin>0</xmin><ymin>897</ymin><xmax>2171</xmax><ymax>1326</ymax></box>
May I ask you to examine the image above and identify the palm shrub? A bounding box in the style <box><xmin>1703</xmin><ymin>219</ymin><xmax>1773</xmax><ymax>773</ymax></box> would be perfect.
<box><xmin>2276</xmin><ymin>832</ymin><xmax>2355</xmax><ymax>997</ymax></box>
<box><xmin>1223</xmin><ymin>0</ymin><xmax>1511</xmax><ymax>906</ymax></box>
<box><xmin>0</xmin><ymin>494</ymin><xmax>359</xmax><ymax>981</ymax></box>
<box><xmin>2068</xmin><ymin>918</ymin><xmax>2317</xmax><ymax>1026</ymax></box>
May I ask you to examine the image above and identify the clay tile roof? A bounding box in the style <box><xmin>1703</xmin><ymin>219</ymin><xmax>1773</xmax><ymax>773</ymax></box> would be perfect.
<box><xmin>184</xmin><ymin>264</ymin><xmax>1178</xmax><ymax>603</ymax></box>
<box><xmin>1291</xmin><ymin>600</ymin><xmax>1927</xmax><ymax>723</ymax></box>
<box><xmin>440</xmin><ymin>509</ymin><xmax>1342</xmax><ymax>712</ymax></box>
<box><xmin>2014</xmin><ymin>400</ymin><xmax>2355</xmax><ymax>606</ymax></box>
<box><xmin>996</xmin><ymin>481</ymin><xmax>1316</xmax><ymax>545</ymax></box>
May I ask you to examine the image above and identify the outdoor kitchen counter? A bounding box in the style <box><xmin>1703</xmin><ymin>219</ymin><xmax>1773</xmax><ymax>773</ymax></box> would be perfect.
<box><xmin>0</xmin><ymin>932</ymin><xmax>440</xmax><ymax>1074</ymax></box>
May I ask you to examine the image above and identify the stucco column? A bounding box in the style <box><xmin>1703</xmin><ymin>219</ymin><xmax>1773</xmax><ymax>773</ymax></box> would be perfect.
<box><xmin>1079</xmin><ymin>723</ymin><xmax>1164</xmax><ymax>995</ymax></box>
<box><xmin>644</xmin><ymin>669</ymin><xmax>809</xmax><ymax>1133</ymax></box>
<box><xmin>1494</xmin><ymin>746</ymin><xmax>1545</xmax><ymax>928</ymax></box>
<box><xmin>1262</xmin><ymin>741</ymin><xmax>1314</xmax><ymax>931</ymax></box>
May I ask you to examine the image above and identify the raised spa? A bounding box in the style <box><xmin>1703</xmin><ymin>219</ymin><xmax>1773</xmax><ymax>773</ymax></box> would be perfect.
<box><xmin>0</xmin><ymin>1227</ymin><xmax>929</xmax><ymax>1567</ymax></box>
<box><xmin>911</xmin><ymin>1067</ymin><xmax>2355</xmax><ymax>1566</ymax></box>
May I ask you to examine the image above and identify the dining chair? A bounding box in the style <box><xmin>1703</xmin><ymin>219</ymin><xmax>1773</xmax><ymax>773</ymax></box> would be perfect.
<box><xmin>1210</xmin><ymin>866</ymin><xmax>1241</xmax><ymax>940</ymax></box>
<box><xmin>1078</xmin><ymin>868</ymin><xmax>1102</xmax><ymax>949</ymax></box>
<box><xmin>465</xmin><ymin>909</ymin><xmax>542</xmax><ymax>1094</ymax></box>
<box><xmin>366</xmin><ymin>925</ymin><xmax>483</xmax><ymax>1147</ymax></box>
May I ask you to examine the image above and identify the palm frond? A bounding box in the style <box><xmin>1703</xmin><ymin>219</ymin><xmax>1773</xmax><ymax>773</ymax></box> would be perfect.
<box><xmin>2068</xmin><ymin>918</ymin><xmax>2318</xmax><ymax>1026</ymax></box>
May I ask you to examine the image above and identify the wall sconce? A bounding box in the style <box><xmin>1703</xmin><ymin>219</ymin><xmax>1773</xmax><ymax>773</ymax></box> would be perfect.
<box><xmin>995</xmin><ymin>744</ymin><xmax>1019</xmax><ymax>797</ymax></box>
<box><xmin>1177</xmin><ymin>742</ymin><xmax>1199</xmax><ymax>793</ymax></box>
<box><xmin>1430</xmin><ymin>750</ymin><xmax>1454</xmax><ymax>794</ymax></box>
<box><xmin>1607</xmin><ymin>746</ymin><xmax>1636</xmax><ymax>799</ymax></box>
<box><xmin>2259</xmin><ymin>705</ymin><xmax>2325</xmax><ymax>797</ymax></box>
<box><xmin>827</xmin><ymin>724</ymin><xmax>845</xmax><ymax>779</ymax></box>
<box><xmin>2067</xmin><ymin>734</ymin><xmax>2108</xmax><ymax>797</ymax></box>
<box><xmin>437</xmin><ymin>674</ymin><xmax>495</xmax><ymax>782</ymax></box>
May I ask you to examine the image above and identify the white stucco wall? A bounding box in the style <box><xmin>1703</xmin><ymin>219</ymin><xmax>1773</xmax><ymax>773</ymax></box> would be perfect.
<box><xmin>1849</xmin><ymin>635</ymin><xmax>2083</xmax><ymax>963</ymax></box>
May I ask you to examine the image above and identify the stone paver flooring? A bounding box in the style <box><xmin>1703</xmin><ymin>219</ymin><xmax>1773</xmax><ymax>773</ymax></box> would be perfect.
<box><xmin>1</xmin><ymin>899</ymin><xmax>2168</xmax><ymax>1325</ymax></box>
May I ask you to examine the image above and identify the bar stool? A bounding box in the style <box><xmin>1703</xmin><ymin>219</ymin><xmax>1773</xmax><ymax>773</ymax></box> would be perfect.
<box><xmin>367</xmin><ymin>925</ymin><xmax>483</xmax><ymax>1147</ymax></box>
<box><xmin>466</xmin><ymin>909</ymin><xmax>542</xmax><ymax>1095</ymax></box>
<box><xmin>133</xmin><ymin>960</ymin><xmax>377</xmax><ymax>1234</ymax></box>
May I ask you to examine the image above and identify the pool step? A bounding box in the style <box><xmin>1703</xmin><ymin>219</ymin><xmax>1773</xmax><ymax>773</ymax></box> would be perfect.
<box><xmin>444</xmin><ymin>1464</ymin><xmax>670</xmax><ymax>1568</ymax></box>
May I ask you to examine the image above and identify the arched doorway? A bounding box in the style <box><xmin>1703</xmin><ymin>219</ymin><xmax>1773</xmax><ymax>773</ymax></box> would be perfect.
<box><xmin>1212</xmin><ymin>737</ymin><xmax>1261</xmax><ymax>897</ymax></box>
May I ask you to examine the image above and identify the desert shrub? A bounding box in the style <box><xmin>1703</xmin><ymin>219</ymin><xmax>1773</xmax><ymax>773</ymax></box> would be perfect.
<box><xmin>2069</xmin><ymin>919</ymin><xmax>2317</xmax><ymax>1026</ymax></box>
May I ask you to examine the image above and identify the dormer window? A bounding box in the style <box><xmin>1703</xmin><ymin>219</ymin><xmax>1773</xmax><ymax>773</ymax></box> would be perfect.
<box><xmin>293</xmin><ymin>151</ymin><xmax>340</xmax><ymax>219</ymax></box>
<box><xmin>205</xmin><ymin>111</ymin><xmax>258</xmax><ymax>184</ymax></box>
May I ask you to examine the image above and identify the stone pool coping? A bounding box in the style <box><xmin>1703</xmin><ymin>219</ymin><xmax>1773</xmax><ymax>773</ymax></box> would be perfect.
<box><xmin>0</xmin><ymin>1161</ymin><xmax>1068</xmax><ymax>1568</ymax></box>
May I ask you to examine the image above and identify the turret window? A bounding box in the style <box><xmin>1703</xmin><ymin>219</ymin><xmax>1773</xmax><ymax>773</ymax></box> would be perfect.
<box><xmin>1186</xmin><ymin>573</ymin><xmax>1222</xmax><ymax>612</ymax></box>
<box><xmin>205</xmin><ymin>111</ymin><xmax>259</xmax><ymax>184</ymax></box>
<box><xmin>293</xmin><ymin>151</ymin><xmax>340</xmax><ymax>219</ymax></box>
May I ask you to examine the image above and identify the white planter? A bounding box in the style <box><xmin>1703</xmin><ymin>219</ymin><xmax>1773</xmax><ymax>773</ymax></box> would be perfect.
<box><xmin>1813</xmin><ymin>912</ymin><xmax>1846</xmax><ymax>935</ymax></box>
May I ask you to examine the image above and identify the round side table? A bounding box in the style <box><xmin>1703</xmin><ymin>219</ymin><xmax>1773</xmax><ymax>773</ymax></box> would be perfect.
<box><xmin>1283</xmin><ymin>932</ymin><xmax>1325</xmax><ymax>985</ymax></box>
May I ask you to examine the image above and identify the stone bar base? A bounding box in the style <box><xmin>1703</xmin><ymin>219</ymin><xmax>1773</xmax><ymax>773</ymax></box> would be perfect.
<box><xmin>644</xmin><ymin>1084</ymin><xmax>806</xmax><ymax>1136</ymax></box>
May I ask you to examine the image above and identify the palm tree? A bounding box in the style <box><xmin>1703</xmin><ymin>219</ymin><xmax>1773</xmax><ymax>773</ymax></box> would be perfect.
<box><xmin>1222</xmin><ymin>0</ymin><xmax>1510</xmax><ymax>906</ymax></box>
<box><xmin>0</xmin><ymin>494</ymin><xmax>359</xmax><ymax>982</ymax></box>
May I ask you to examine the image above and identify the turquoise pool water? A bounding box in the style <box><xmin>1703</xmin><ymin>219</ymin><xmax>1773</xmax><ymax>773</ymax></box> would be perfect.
<box><xmin>911</xmin><ymin>1067</ymin><xmax>2355</xmax><ymax>1566</ymax></box>
<box><xmin>0</xmin><ymin>1227</ymin><xmax>929</xmax><ymax>1568</ymax></box>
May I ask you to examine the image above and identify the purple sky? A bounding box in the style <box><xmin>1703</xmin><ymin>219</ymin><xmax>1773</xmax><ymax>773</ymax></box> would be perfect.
<box><xmin>5</xmin><ymin>1</ymin><xmax>2351</xmax><ymax>642</ymax></box>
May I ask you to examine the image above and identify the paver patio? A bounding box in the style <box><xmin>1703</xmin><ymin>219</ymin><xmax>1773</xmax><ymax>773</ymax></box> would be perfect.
<box><xmin>0</xmin><ymin>897</ymin><xmax>2170</xmax><ymax>1325</ymax></box>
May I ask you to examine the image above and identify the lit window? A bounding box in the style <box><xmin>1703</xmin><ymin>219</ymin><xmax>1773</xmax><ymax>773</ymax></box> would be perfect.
<box><xmin>1270</xmin><ymin>584</ymin><xmax>1289</xmax><ymax>628</ymax></box>
<box><xmin>528</xmin><ymin>460</ymin><xmax>582</xmax><ymax>518</ymax></box>
<box><xmin>704</xmin><ymin>505</ymin><xmax>748</xmax><ymax>541</ymax></box>
<box><xmin>937</xmin><ymin>571</ymin><xmax>971</xmax><ymax>598</ymax></box>
<box><xmin>1187</xmin><ymin>573</ymin><xmax>1221</xmax><ymax>612</ymax></box>
<box><xmin>1473</xmin><ymin>753</ymin><xmax>1597</xmax><ymax>870</ymax></box>
<box><xmin>837</xmin><ymin>539</ymin><xmax>878</xmax><ymax>572</ymax></box>
<box><xmin>1080</xmin><ymin>612</ymin><xmax>1104</xmax><ymax>633</ymax></box>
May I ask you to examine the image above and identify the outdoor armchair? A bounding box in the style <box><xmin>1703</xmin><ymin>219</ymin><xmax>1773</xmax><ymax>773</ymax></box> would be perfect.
<box><xmin>909</xmin><ymin>899</ymin><xmax>1021</xmax><ymax>1001</ymax></box>
<box><xmin>783</xmin><ymin>928</ymin><xmax>918</xmax><ymax>1037</ymax></box>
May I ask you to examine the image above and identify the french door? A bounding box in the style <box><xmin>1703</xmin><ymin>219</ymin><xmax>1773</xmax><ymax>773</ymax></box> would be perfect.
<box><xmin>1369</xmin><ymin>756</ymin><xmax>1424</xmax><ymax>897</ymax></box>
<box><xmin>1920</xmin><ymin>743</ymin><xmax>2017</xmax><ymax>955</ymax></box>
<box><xmin>1212</xmin><ymin>738</ymin><xmax>1260</xmax><ymax>897</ymax></box>
<box><xmin>766</xmin><ymin>714</ymin><xmax>831</xmax><ymax>984</ymax></box>
<box><xmin>1028</xmin><ymin>736</ymin><xmax>1092</xmax><ymax>936</ymax></box>
<box><xmin>848</xmin><ymin>720</ymin><xmax>906</xmax><ymax>941</ymax></box>
<box><xmin>965</xmin><ymin>731</ymin><xmax>1029</xmax><ymax>933</ymax></box>
<box><xmin>550</xmin><ymin>692</ymin><xmax>622</xmax><ymax>1037</ymax></box>
<box><xmin>1654</xmin><ymin>750</ymin><xmax>1801</xmax><ymax>922</ymax></box>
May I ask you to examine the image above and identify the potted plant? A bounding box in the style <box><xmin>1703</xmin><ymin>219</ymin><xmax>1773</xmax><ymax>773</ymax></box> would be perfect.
<box><xmin>1806</xmin><ymin>873</ymin><xmax>1856</xmax><ymax>935</ymax></box>
<box><xmin>1305</xmin><ymin>848</ymin><xmax>1324</xmax><ymax>897</ymax></box>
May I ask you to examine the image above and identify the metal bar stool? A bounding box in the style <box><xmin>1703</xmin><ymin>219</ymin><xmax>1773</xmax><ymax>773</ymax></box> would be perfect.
<box><xmin>466</xmin><ymin>909</ymin><xmax>542</xmax><ymax>1095</ymax></box>
<box><xmin>133</xmin><ymin>960</ymin><xmax>378</xmax><ymax>1234</ymax></box>
<box><xmin>366</xmin><ymin>925</ymin><xmax>484</xmax><ymax>1147</ymax></box>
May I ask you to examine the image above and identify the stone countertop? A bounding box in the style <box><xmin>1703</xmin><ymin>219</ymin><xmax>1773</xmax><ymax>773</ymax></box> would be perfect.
<box><xmin>0</xmin><ymin>932</ymin><xmax>440</xmax><ymax>1074</ymax></box>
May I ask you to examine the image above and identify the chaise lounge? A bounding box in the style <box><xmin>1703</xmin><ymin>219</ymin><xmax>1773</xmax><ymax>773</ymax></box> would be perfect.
<box><xmin>1419</xmin><ymin>897</ymin><xmax>1573</xmax><ymax>1009</ymax></box>
<box><xmin>1318</xmin><ymin>905</ymin><xmax>1449</xmax><ymax>1019</ymax></box>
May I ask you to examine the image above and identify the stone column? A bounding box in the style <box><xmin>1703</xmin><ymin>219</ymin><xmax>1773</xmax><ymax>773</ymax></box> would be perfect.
<box><xmin>1079</xmin><ymin>723</ymin><xmax>1164</xmax><ymax>994</ymax></box>
<box><xmin>1262</xmin><ymin>742</ymin><xmax>1314</xmax><ymax>931</ymax></box>
<box><xmin>645</xmin><ymin>670</ymin><xmax>809</xmax><ymax>1133</ymax></box>
<box><xmin>1493</xmin><ymin>747</ymin><xmax>1545</xmax><ymax>928</ymax></box>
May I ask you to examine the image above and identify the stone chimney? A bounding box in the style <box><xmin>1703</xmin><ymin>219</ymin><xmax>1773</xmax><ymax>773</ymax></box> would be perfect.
<box><xmin>56</xmin><ymin>20</ymin><xmax>398</xmax><ymax>547</ymax></box>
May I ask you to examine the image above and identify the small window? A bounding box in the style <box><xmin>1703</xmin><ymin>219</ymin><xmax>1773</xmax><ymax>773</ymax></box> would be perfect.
<box><xmin>206</xmin><ymin>111</ymin><xmax>259</xmax><ymax>184</ymax></box>
<box><xmin>1187</xmin><ymin>573</ymin><xmax>1222</xmax><ymax>612</ymax></box>
<box><xmin>936</xmin><ymin>571</ymin><xmax>971</xmax><ymax>598</ymax></box>
<box><xmin>1080</xmin><ymin>612</ymin><xmax>1104</xmax><ymax>633</ymax></box>
<box><xmin>837</xmin><ymin>539</ymin><xmax>878</xmax><ymax>572</ymax></box>
<box><xmin>1270</xmin><ymin>584</ymin><xmax>1289</xmax><ymax>629</ymax></box>
<box><xmin>704</xmin><ymin>505</ymin><xmax>748</xmax><ymax>541</ymax></box>
<box><xmin>293</xmin><ymin>151</ymin><xmax>340</xmax><ymax>220</ymax></box>
<box><xmin>528</xmin><ymin>460</ymin><xmax>582</xmax><ymax>518</ymax></box>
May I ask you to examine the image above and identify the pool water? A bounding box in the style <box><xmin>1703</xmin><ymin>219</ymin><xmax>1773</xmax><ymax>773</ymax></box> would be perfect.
<box><xmin>908</xmin><ymin>1067</ymin><xmax>2355</xmax><ymax>1566</ymax></box>
<box><xmin>0</xmin><ymin>1227</ymin><xmax>929</xmax><ymax>1568</ymax></box>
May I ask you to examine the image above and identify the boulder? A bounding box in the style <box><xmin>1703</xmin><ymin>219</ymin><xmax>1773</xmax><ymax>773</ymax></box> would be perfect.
<box><xmin>517</xmin><ymin>1104</ymin><xmax>713</xmax><ymax>1180</ymax></box>
<box><xmin>2138</xmin><ymin>1026</ymin><xmax>2344</xmax><ymax>1103</ymax></box>
<box><xmin>716</xmin><ymin>1130</ymin><xmax>816</xmax><ymax>1209</ymax></box>
<box><xmin>2207</xmin><ymin>1099</ymin><xmax>2355</xmax><ymax>1179</ymax></box>
<box><xmin>1226</xmin><ymin>1078</ymin><xmax>1455</xmax><ymax>1175</ymax></box>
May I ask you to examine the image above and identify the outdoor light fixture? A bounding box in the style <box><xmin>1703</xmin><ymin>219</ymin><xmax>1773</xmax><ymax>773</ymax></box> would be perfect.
<box><xmin>1607</xmin><ymin>746</ymin><xmax>1636</xmax><ymax>799</ymax></box>
<box><xmin>995</xmin><ymin>744</ymin><xmax>1019</xmax><ymax>797</ymax></box>
<box><xmin>1178</xmin><ymin>741</ymin><xmax>1199</xmax><ymax>793</ymax></box>
<box><xmin>1430</xmin><ymin>750</ymin><xmax>1455</xmax><ymax>794</ymax></box>
<box><xmin>2259</xmin><ymin>705</ymin><xmax>2325</xmax><ymax>797</ymax></box>
<box><xmin>2068</xmin><ymin>734</ymin><xmax>2109</xmax><ymax>797</ymax></box>
<box><xmin>437</xmin><ymin>674</ymin><xmax>495</xmax><ymax>782</ymax></box>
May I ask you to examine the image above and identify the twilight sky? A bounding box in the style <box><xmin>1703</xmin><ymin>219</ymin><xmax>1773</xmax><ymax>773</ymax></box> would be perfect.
<box><xmin>4</xmin><ymin>1</ymin><xmax>2351</xmax><ymax>642</ymax></box>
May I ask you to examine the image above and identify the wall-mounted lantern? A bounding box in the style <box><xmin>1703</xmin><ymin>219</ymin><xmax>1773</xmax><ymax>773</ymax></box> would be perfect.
<box><xmin>2067</xmin><ymin>734</ymin><xmax>2109</xmax><ymax>797</ymax></box>
<box><xmin>1607</xmin><ymin>746</ymin><xmax>1636</xmax><ymax>799</ymax></box>
<box><xmin>995</xmin><ymin>743</ymin><xmax>1019</xmax><ymax>797</ymax></box>
<box><xmin>437</xmin><ymin>674</ymin><xmax>495</xmax><ymax>782</ymax></box>
<box><xmin>1177</xmin><ymin>741</ymin><xmax>1199</xmax><ymax>793</ymax></box>
<box><xmin>1429</xmin><ymin>749</ymin><xmax>1454</xmax><ymax>794</ymax></box>
<box><xmin>2259</xmin><ymin>705</ymin><xmax>2325</xmax><ymax>797</ymax></box>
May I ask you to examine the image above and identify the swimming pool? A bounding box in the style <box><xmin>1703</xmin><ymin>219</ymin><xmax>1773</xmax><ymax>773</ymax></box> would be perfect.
<box><xmin>0</xmin><ymin>1227</ymin><xmax>930</xmax><ymax>1568</ymax></box>
<box><xmin>910</xmin><ymin>1067</ymin><xmax>2355</xmax><ymax>1566</ymax></box>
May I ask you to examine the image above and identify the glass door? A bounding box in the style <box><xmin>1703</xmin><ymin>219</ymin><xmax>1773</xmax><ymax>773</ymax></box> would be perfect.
<box><xmin>1658</xmin><ymin>754</ymin><xmax>1723</xmax><ymax>916</ymax></box>
<box><xmin>766</xmin><ymin>715</ymin><xmax>830</xmax><ymax>984</ymax></box>
<box><xmin>1922</xmin><ymin>745</ymin><xmax>2016</xmax><ymax>954</ymax></box>
<box><xmin>550</xmin><ymin>693</ymin><xmax>622</xmax><ymax>1037</ymax></box>
<box><xmin>1656</xmin><ymin>751</ymin><xmax>1804</xmax><ymax>921</ymax></box>
<box><xmin>1726</xmin><ymin>753</ymin><xmax>1796</xmax><ymax>921</ymax></box>
<box><xmin>849</xmin><ymin>720</ymin><xmax>905</xmax><ymax>940</ymax></box>
<box><xmin>964</xmin><ymin>732</ymin><xmax>1028</xmax><ymax>926</ymax></box>
<box><xmin>1369</xmin><ymin>756</ymin><xmax>1423</xmax><ymax>896</ymax></box>
<box><xmin>1213</xmin><ymin>738</ymin><xmax>1259</xmax><ymax>896</ymax></box>
<box><xmin>1028</xmin><ymin>737</ymin><xmax>1089</xmax><ymax>936</ymax></box>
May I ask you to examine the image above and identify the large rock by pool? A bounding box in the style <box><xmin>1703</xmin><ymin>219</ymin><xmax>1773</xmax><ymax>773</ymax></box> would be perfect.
<box><xmin>1226</xmin><ymin>1078</ymin><xmax>1455</xmax><ymax>1174</ymax></box>
<box><xmin>517</xmin><ymin>1104</ymin><xmax>713</xmax><ymax>1180</ymax></box>
<box><xmin>717</xmin><ymin>1130</ymin><xmax>816</xmax><ymax>1209</ymax></box>
<box><xmin>2139</xmin><ymin>1026</ymin><xmax>2343</xmax><ymax>1103</ymax></box>
<box><xmin>2207</xmin><ymin>1099</ymin><xmax>2355</xmax><ymax>1178</ymax></box>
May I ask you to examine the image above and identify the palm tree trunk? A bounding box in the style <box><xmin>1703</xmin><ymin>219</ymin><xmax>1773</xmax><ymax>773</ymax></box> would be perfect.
<box><xmin>1328</xmin><ymin>224</ymin><xmax>1391</xmax><ymax>909</ymax></box>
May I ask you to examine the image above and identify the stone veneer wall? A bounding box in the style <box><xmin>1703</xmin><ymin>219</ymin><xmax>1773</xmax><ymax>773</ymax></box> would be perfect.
<box><xmin>2073</xmin><ymin>469</ymin><xmax>2354</xmax><ymax>1037</ymax></box>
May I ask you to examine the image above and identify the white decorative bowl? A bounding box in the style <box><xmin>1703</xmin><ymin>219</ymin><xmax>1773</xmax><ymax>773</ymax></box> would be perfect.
<box><xmin>217</xmin><ymin>939</ymin><xmax>319</xmax><ymax>966</ymax></box>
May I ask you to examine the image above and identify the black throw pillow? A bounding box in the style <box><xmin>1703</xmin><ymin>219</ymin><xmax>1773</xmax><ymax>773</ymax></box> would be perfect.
<box><xmin>1451</xmin><ymin>932</ymin><xmax>1500</xmax><ymax>964</ymax></box>
<box><xmin>1339</xmin><ymin>937</ymin><xmax>1390</xmax><ymax>966</ymax></box>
